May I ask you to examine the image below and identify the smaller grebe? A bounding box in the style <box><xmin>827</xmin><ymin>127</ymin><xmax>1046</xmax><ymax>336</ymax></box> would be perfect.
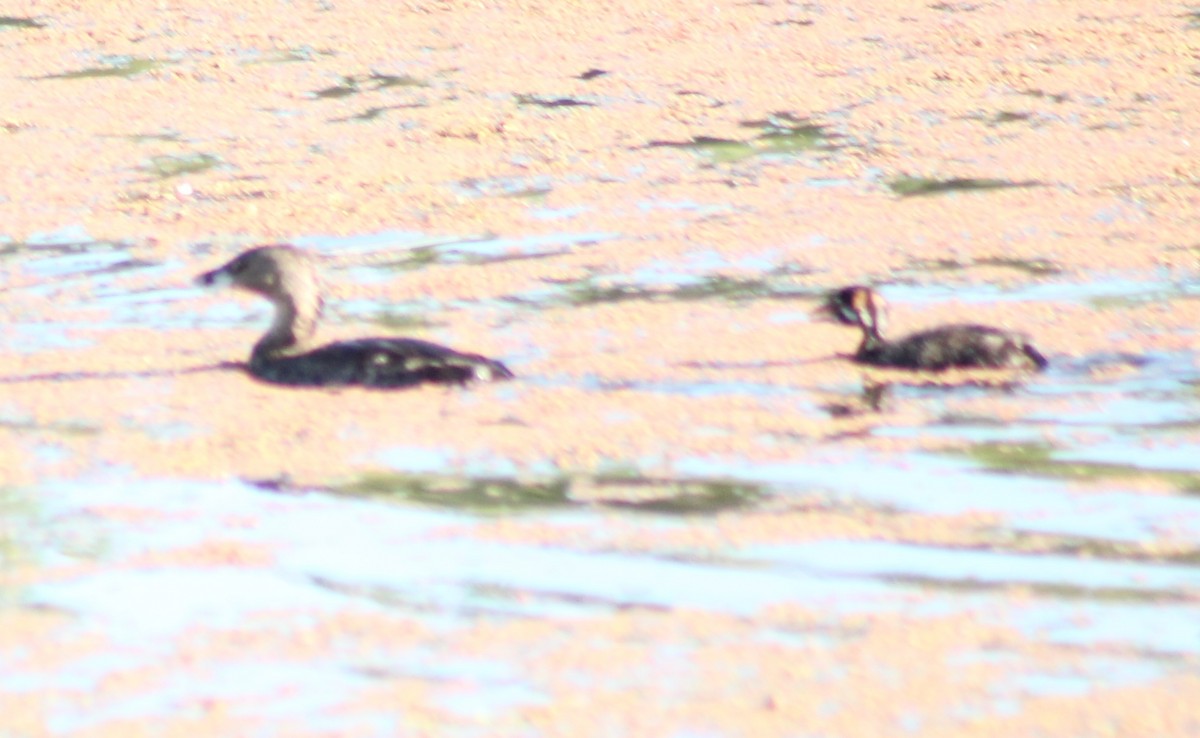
<box><xmin>196</xmin><ymin>245</ymin><xmax>513</xmax><ymax>387</ymax></box>
<box><xmin>815</xmin><ymin>285</ymin><xmax>1047</xmax><ymax>371</ymax></box>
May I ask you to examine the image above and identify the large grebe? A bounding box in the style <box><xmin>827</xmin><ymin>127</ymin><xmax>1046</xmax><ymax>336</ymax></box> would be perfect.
<box><xmin>196</xmin><ymin>245</ymin><xmax>513</xmax><ymax>387</ymax></box>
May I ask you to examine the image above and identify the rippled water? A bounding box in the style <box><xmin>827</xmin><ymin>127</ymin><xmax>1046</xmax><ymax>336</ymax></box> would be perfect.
<box><xmin>3</xmin><ymin>229</ymin><xmax>1199</xmax><ymax>732</ymax></box>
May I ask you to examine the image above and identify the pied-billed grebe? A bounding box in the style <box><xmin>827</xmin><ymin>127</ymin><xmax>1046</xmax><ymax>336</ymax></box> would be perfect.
<box><xmin>815</xmin><ymin>285</ymin><xmax>1048</xmax><ymax>371</ymax></box>
<box><xmin>196</xmin><ymin>245</ymin><xmax>514</xmax><ymax>387</ymax></box>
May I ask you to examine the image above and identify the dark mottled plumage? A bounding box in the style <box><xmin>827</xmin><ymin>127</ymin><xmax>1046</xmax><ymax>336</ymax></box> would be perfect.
<box><xmin>196</xmin><ymin>245</ymin><xmax>513</xmax><ymax>388</ymax></box>
<box><xmin>816</xmin><ymin>285</ymin><xmax>1047</xmax><ymax>371</ymax></box>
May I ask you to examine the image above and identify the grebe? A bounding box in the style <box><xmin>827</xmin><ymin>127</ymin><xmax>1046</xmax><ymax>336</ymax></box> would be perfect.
<box><xmin>196</xmin><ymin>245</ymin><xmax>513</xmax><ymax>387</ymax></box>
<box><xmin>816</xmin><ymin>285</ymin><xmax>1047</xmax><ymax>371</ymax></box>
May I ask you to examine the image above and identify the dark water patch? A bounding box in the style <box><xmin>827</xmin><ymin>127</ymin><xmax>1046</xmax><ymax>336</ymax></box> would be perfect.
<box><xmin>242</xmin><ymin>46</ymin><xmax>336</xmax><ymax>65</ymax></box>
<box><xmin>1002</xmin><ymin>530</ymin><xmax>1200</xmax><ymax>568</ymax></box>
<box><xmin>468</xmin><ymin>248</ymin><xmax>569</xmax><ymax>266</ymax></box>
<box><xmin>1087</xmin><ymin>291</ymin><xmax>1164</xmax><ymax>310</ymax></box>
<box><xmin>0</xmin><ymin>418</ymin><xmax>99</xmax><ymax>437</ymax></box>
<box><xmin>989</xmin><ymin>110</ymin><xmax>1032</xmax><ymax>125</ymax></box>
<box><xmin>751</xmin><ymin>540</ymin><xmax>1200</xmax><ymax>605</ymax></box>
<box><xmin>740</xmin><ymin>113</ymin><xmax>833</xmax><ymax>154</ymax></box>
<box><xmin>326</xmin><ymin>471</ymin><xmax>764</xmax><ymax>516</ymax></box>
<box><xmin>313</xmin><ymin>73</ymin><xmax>426</xmax><ymax>99</ymax></box>
<box><xmin>648</xmin><ymin>114</ymin><xmax>833</xmax><ymax>164</ymax></box>
<box><xmin>1063</xmin><ymin>351</ymin><xmax>1155</xmax><ymax>375</ymax></box>
<box><xmin>290</xmin><ymin>229</ymin><xmax>484</xmax><ymax>266</ymax></box>
<box><xmin>452</xmin><ymin>237</ymin><xmax>573</xmax><ymax>267</ymax></box>
<box><xmin>888</xmin><ymin>573</ymin><xmax>1192</xmax><ymax>604</ymax></box>
<box><xmin>967</xmin><ymin>256</ymin><xmax>1061</xmax><ymax>275</ymax></box>
<box><xmin>889</xmin><ymin>176</ymin><xmax>1041</xmax><ymax>197</ymax></box>
<box><xmin>332</xmin><ymin>104</ymin><xmax>422</xmax><ymax>123</ymax></box>
<box><xmin>121</xmin><ymin>131</ymin><xmax>182</xmax><ymax>144</ymax></box>
<box><xmin>341</xmin><ymin>231</ymin><xmax>612</xmax><ymax>272</ymax></box>
<box><xmin>577</xmin><ymin>68</ymin><xmax>608</xmax><ymax>80</ymax></box>
<box><xmin>667</xmin><ymin>274</ymin><xmax>800</xmax><ymax>302</ymax></box>
<box><xmin>350</xmin><ymin>239</ymin><xmax>546</xmax><ymax>271</ymax></box>
<box><xmin>40</xmin><ymin>57</ymin><xmax>165</xmax><ymax>80</ymax></box>
<box><xmin>367</xmin><ymin>244</ymin><xmax>440</xmax><ymax>270</ymax></box>
<box><xmin>903</xmin><ymin>255</ymin><xmax>1063</xmax><ymax>277</ymax></box>
<box><xmin>337</xmin><ymin>473</ymin><xmax>571</xmax><ymax>514</ymax></box>
<box><xmin>313</xmin><ymin>76</ymin><xmax>360</xmax><ymax>99</ymax></box>
<box><xmin>370</xmin><ymin>73</ymin><xmax>425</xmax><ymax>89</ymax></box>
<box><xmin>0</xmin><ymin>16</ymin><xmax>45</xmax><ymax>29</ymax></box>
<box><xmin>959</xmin><ymin>441</ymin><xmax>1200</xmax><ymax>493</ymax></box>
<box><xmin>929</xmin><ymin>2</ymin><xmax>981</xmax><ymax>10</ymax></box>
<box><xmin>542</xmin><ymin>276</ymin><xmax>669</xmax><ymax>307</ymax></box>
<box><xmin>590</xmin><ymin>477</ymin><xmax>762</xmax><ymax>514</ymax></box>
<box><xmin>461</xmin><ymin>582</ymin><xmax>672</xmax><ymax>617</ymax></box>
<box><xmin>484</xmin><ymin>251</ymin><xmax>814</xmax><ymax>311</ymax></box>
<box><xmin>647</xmin><ymin>135</ymin><xmax>782</xmax><ymax>165</ymax></box>
<box><xmin>1019</xmin><ymin>88</ymin><xmax>1070</xmax><ymax>103</ymax></box>
<box><xmin>932</xmin><ymin>412</ymin><xmax>1009</xmax><ymax>429</ymax></box>
<box><xmin>514</xmin><ymin>94</ymin><xmax>596</xmax><ymax>108</ymax></box>
<box><xmin>144</xmin><ymin>153</ymin><xmax>220</xmax><ymax>179</ymax></box>
<box><xmin>529</xmin><ymin>271</ymin><xmax>820</xmax><ymax>309</ymax></box>
<box><xmin>1115</xmin><ymin>417</ymin><xmax>1200</xmax><ymax>433</ymax></box>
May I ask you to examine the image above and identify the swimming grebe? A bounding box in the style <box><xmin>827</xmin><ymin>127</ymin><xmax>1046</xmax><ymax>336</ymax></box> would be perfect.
<box><xmin>815</xmin><ymin>285</ymin><xmax>1047</xmax><ymax>371</ymax></box>
<box><xmin>196</xmin><ymin>245</ymin><xmax>514</xmax><ymax>387</ymax></box>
